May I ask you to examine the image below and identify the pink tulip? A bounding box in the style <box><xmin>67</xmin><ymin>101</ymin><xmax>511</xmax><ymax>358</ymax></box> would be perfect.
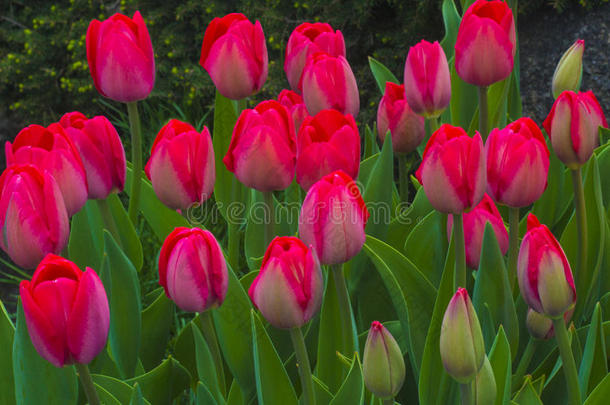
<box><xmin>6</xmin><ymin>123</ymin><xmax>88</xmax><ymax>216</ymax></box>
<box><xmin>299</xmin><ymin>170</ymin><xmax>369</xmax><ymax>265</ymax></box>
<box><xmin>526</xmin><ymin>308</ymin><xmax>573</xmax><ymax>340</ymax></box>
<box><xmin>543</xmin><ymin>90</ymin><xmax>607</xmax><ymax>169</ymax></box>
<box><xmin>158</xmin><ymin>227</ymin><xmax>228</xmax><ymax>312</ymax></box>
<box><xmin>87</xmin><ymin>11</ymin><xmax>155</xmax><ymax>102</ymax></box>
<box><xmin>284</xmin><ymin>22</ymin><xmax>345</xmax><ymax>92</ymax></box>
<box><xmin>485</xmin><ymin>117</ymin><xmax>550</xmax><ymax>207</ymax></box>
<box><xmin>60</xmin><ymin>112</ymin><xmax>126</xmax><ymax>200</ymax></box>
<box><xmin>403</xmin><ymin>40</ymin><xmax>451</xmax><ymax>118</ymax></box>
<box><xmin>248</xmin><ymin>236</ymin><xmax>323</xmax><ymax>329</ymax></box>
<box><xmin>19</xmin><ymin>254</ymin><xmax>109</xmax><ymax>367</ymax></box>
<box><xmin>447</xmin><ymin>194</ymin><xmax>508</xmax><ymax>269</ymax></box>
<box><xmin>377</xmin><ymin>82</ymin><xmax>426</xmax><ymax>154</ymax></box>
<box><xmin>301</xmin><ymin>52</ymin><xmax>360</xmax><ymax>117</ymax></box>
<box><xmin>296</xmin><ymin>109</ymin><xmax>360</xmax><ymax>191</ymax></box>
<box><xmin>415</xmin><ymin>124</ymin><xmax>486</xmax><ymax>214</ymax></box>
<box><xmin>455</xmin><ymin>0</ymin><xmax>516</xmax><ymax>86</ymax></box>
<box><xmin>199</xmin><ymin>13</ymin><xmax>268</xmax><ymax>100</ymax></box>
<box><xmin>145</xmin><ymin>120</ymin><xmax>215</xmax><ymax>211</ymax></box>
<box><xmin>277</xmin><ymin>89</ymin><xmax>310</xmax><ymax>134</ymax></box>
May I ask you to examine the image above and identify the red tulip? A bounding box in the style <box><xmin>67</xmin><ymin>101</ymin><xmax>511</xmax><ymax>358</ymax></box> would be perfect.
<box><xmin>277</xmin><ymin>89</ymin><xmax>310</xmax><ymax>134</ymax></box>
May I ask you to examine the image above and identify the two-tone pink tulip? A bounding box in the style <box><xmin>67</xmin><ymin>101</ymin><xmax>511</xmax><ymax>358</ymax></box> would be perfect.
<box><xmin>277</xmin><ymin>89</ymin><xmax>310</xmax><ymax>134</ymax></box>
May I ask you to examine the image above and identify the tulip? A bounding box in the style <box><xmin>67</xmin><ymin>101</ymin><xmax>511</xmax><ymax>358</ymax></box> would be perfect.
<box><xmin>86</xmin><ymin>11</ymin><xmax>155</xmax><ymax>102</ymax></box>
<box><xmin>454</xmin><ymin>0</ymin><xmax>516</xmax><ymax>87</ymax></box>
<box><xmin>60</xmin><ymin>112</ymin><xmax>126</xmax><ymax>200</ymax></box>
<box><xmin>377</xmin><ymin>82</ymin><xmax>425</xmax><ymax>154</ymax></box>
<box><xmin>403</xmin><ymin>40</ymin><xmax>451</xmax><ymax>118</ymax></box>
<box><xmin>299</xmin><ymin>170</ymin><xmax>369</xmax><ymax>265</ymax></box>
<box><xmin>362</xmin><ymin>321</ymin><xmax>406</xmax><ymax>399</ymax></box>
<box><xmin>277</xmin><ymin>89</ymin><xmax>310</xmax><ymax>134</ymax></box>
<box><xmin>224</xmin><ymin>100</ymin><xmax>296</xmax><ymax>192</ymax></box>
<box><xmin>19</xmin><ymin>254</ymin><xmax>109</xmax><ymax>367</ymax></box>
<box><xmin>6</xmin><ymin>123</ymin><xmax>87</xmax><ymax>216</ymax></box>
<box><xmin>158</xmin><ymin>227</ymin><xmax>228</xmax><ymax>313</ymax></box>
<box><xmin>552</xmin><ymin>40</ymin><xmax>584</xmax><ymax>99</ymax></box>
<box><xmin>199</xmin><ymin>13</ymin><xmax>268</xmax><ymax>100</ymax></box>
<box><xmin>440</xmin><ymin>288</ymin><xmax>485</xmax><ymax>383</ymax></box>
<box><xmin>248</xmin><ymin>236</ymin><xmax>323</xmax><ymax>329</ymax></box>
<box><xmin>543</xmin><ymin>90</ymin><xmax>607</xmax><ymax>169</ymax></box>
<box><xmin>474</xmin><ymin>357</ymin><xmax>497</xmax><ymax>404</ymax></box>
<box><xmin>296</xmin><ymin>109</ymin><xmax>360</xmax><ymax>191</ymax></box>
<box><xmin>301</xmin><ymin>52</ymin><xmax>360</xmax><ymax>117</ymax></box>
<box><xmin>518</xmin><ymin>214</ymin><xmax>576</xmax><ymax>318</ymax></box>
<box><xmin>485</xmin><ymin>117</ymin><xmax>550</xmax><ymax>207</ymax></box>
<box><xmin>145</xmin><ymin>120</ymin><xmax>215</xmax><ymax>211</ymax></box>
<box><xmin>415</xmin><ymin>124</ymin><xmax>486</xmax><ymax>214</ymax></box>
<box><xmin>526</xmin><ymin>308</ymin><xmax>573</xmax><ymax>340</ymax></box>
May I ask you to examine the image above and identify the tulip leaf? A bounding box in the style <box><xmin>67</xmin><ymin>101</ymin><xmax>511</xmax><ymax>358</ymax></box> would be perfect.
<box><xmin>578</xmin><ymin>303</ymin><xmax>607</xmax><ymax>396</ymax></box>
<box><xmin>513</xmin><ymin>376</ymin><xmax>543</xmax><ymax>405</ymax></box>
<box><xmin>329</xmin><ymin>353</ymin><xmax>364</xmax><ymax>405</ymax></box>
<box><xmin>94</xmin><ymin>383</ymin><xmax>122</xmax><ymax>405</ymax></box>
<box><xmin>226</xmin><ymin>380</ymin><xmax>244</xmax><ymax>405</ymax></box>
<box><xmin>0</xmin><ymin>299</ymin><xmax>15</xmax><ymax>404</ymax></box>
<box><xmin>196</xmin><ymin>381</ymin><xmax>219</xmax><ymax>405</ymax></box>
<box><xmin>139</xmin><ymin>288</ymin><xmax>174</xmax><ymax>371</ymax></box>
<box><xmin>440</xmin><ymin>0</ymin><xmax>461</xmax><ymax>59</ymax></box>
<box><xmin>68</xmin><ymin>199</ymin><xmax>104</xmax><ymax>270</ymax></box>
<box><xmin>363</xmin><ymin>124</ymin><xmax>380</xmax><ymax>159</ymax></box>
<box><xmin>173</xmin><ymin>316</ymin><xmax>203</xmax><ymax>386</ymax></box>
<box><xmin>193</xmin><ymin>324</ymin><xmax>224</xmax><ymax>404</ymax></box>
<box><xmin>106</xmin><ymin>193</ymin><xmax>143</xmax><ymax>271</ymax></box>
<box><xmin>449</xmin><ymin>60</ymin><xmax>478</xmax><ymax>131</ymax></box>
<box><xmin>597</xmin><ymin>145</ymin><xmax>610</xmax><ymax>213</ymax></box>
<box><xmin>92</xmin><ymin>374</ymin><xmax>149</xmax><ymax>404</ymax></box>
<box><xmin>368</xmin><ymin>56</ymin><xmax>399</xmax><ymax>95</ymax></box>
<box><xmin>130</xmin><ymin>383</ymin><xmax>148</xmax><ymax>405</ymax></box>
<box><xmin>404</xmin><ymin>210</ymin><xmax>448</xmax><ymax>286</ymax></box>
<box><xmin>125</xmin><ymin>357</ymin><xmax>191</xmax><ymax>405</ymax></box>
<box><xmin>488</xmin><ymin>326</ymin><xmax>512</xmax><ymax>405</ymax></box>
<box><xmin>584</xmin><ymin>373</ymin><xmax>610</xmax><ymax>405</ymax></box>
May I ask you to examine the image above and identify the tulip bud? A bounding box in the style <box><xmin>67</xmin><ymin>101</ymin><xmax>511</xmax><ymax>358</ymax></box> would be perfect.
<box><xmin>552</xmin><ymin>40</ymin><xmax>584</xmax><ymax>99</ymax></box>
<box><xmin>475</xmin><ymin>356</ymin><xmax>497</xmax><ymax>404</ymax></box>
<box><xmin>299</xmin><ymin>170</ymin><xmax>369</xmax><ymax>265</ymax></box>
<box><xmin>158</xmin><ymin>227</ymin><xmax>228</xmax><ymax>312</ymax></box>
<box><xmin>518</xmin><ymin>214</ymin><xmax>576</xmax><ymax>318</ymax></box>
<box><xmin>20</xmin><ymin>254</ymin><xmax>109</xmax><ymax>367</ymax></box>
<box><xmin>363</xmin><ymin>321</ymin><xmax>406</xmax><ymax>399</ymax></box>
<box><xmin>526</xmin><ymin>308</ymin><xmax>573</xmax><ymax>340</ymax></box>
<box><xmin>440</xmin><ymin>288</ymin><xmax>485</xmax><ymax>383</ymax></box>
<box><xmin>248</xmin><ymin>237</ymin><xmax>323</xmax><ymax>329</ymax></box>
<box><xmin>277</xmin><ymin>89</ymin><xmax>310</xmax><ymax>133</ymax></box>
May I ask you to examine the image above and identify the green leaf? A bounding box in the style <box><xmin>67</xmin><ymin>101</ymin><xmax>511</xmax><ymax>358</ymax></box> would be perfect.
<box><xmin>106</xmin><ymin>193</ymin><xmax>143</xmax><ymax>271</ymax></box>
<box><xmin>196</xmin><ymin>381</ymin><xmax>219</xmax><ymax>405</ymax></box>
<box><xmin>0</xmin><ymin>299</ymin><xmax>15</xmax><ymax>405</ymax></box>
<box><xmin>363</xmin><ymin>124</ymin><xmax>380</xmax><ymax>159</ymax></box>
<box><xmin>125</xmin><ymin>357</ymin><xmax>191</xmax><ymax>405</ymax></box>
<box><xmin>449</xmin><ymin>60</ymin><xmax>478</xmax><ymax>130</ymax></box>
<box><xmin>578</xmin><ymin>303</ymin><xmax>607</xmax><ymax>396</ymax></box>
<box><xmin>329</xmin><ymin>354</ymin><xmax>364</xmax><ymax>405</ymax></box>
<box><xmin>130</xmin><ymin>383</ymin><xmax>147</xmax><ymax>405</ymax></box>
<box><xmin>193</xmin><ymin>324</ymin><xmax>224</xmax><ymax>404</ymax></box>
<box><xmin>439</xmin><ymin>0</ymin><xmax>461</xmax><ymax>59</ymax></box>
<box><xmin>94</xmin><ymin>383</ymin><xmax>122</xmax><ymax>405</ymax></box>
<box><xmin>513</xmin><ymin>376</ymin><xmax>543</xmax><ymax>405</ymax></box>
<box><xmin>92</xmin><ymin>374</ymin><xmax>140</xmax><ymax>404</ymax></box>
<box><xmin>584</xmin><ymin>373</ymin><xmax>610</xmax><ymax>405</ymax></box>
<box><xmin>596</xmin><ymin>145</ymin><xmax>610</xmax><ymax>213</ymax></box>
<box><xmin>226</xmin><ymin>380</ymin><xmax>244</xmax><ymax>405</ymax></box>
<box><xmin>488</xmin><ymin>326</ymin><xmax>512</xmax><ymax>405</ymax></box>
<box><xmin>68</xmin><ymin>199</ymin><xmax>104</xmax><ymax>270</ymax></box>
<box><xmin>368</xmin><ymin>56</ymin><xmax>399</xmax><ymax>94</ymax></box>
<box><xmin>404</xmin><ymin>211</ymin><xmax>448</xmax><ymax>286</ymax></box>
<box><xmin>139</xmin><ymin>289</ymin><xmax>174</xmax><ymax>371</ymax></box>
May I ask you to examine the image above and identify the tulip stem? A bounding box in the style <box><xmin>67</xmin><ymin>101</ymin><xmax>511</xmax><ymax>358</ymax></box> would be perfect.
<box><xmin>331</xmin><ymin>264</ymin><xmax>355</xmax><ymax>354</ymax></box>
<box><xmin>263</xmin><ymin>191</ymin><xmax>275</xmax><ymax>246</ymax></box>
<box><xmin>453</xmin><ymin>213</ymin><xmax>467</xmax><ymax>290</ymax></box>
<box><xmin>382</xmin><ymin>398</ymin><xmax>395</xmax><ymax>405</ymax></box>
<box><xmin>96</xmin><ymin>199</ymin><xmax>122</xmax><ymax>247</ymax></box>
<box><xmin>478</xmin><ymin>86</ymin><xmax>488</xmax><ymax>138</ymax></box>
<box><xmin>75</xmin><ymin>363</ymin><xmax>101</xmax><ymax>405</ymax></box>
<box><xmin>507</xmin><ymin>207</ymin><xmax>520</xmax><ymax>291</ymax></box>
<box><xmin>460</xmin><ymin>381</ymin><xmax>474</xmax><ymax>405</ymax></box>
<box><xmin>290</xmin><ymin>327</ymin><xmax>316</xmax><ymax>405</ymax></box>
<box><xmin>126</xmin><ymin>101</ymin><xmax>143</xmax><ymax>224</ymax></box>
<box><xmin>553</xmin><ymin>317</ymin><xmax>582</xmax><ymax>405</ymax></box>
<box><xmin>199</xmin><ymin>311</ymin><xmax>226</xmax><ymax>397</ymax></box>
<box><xmin>571</xmin><ymin>168</ymin><xmax>587</xmax><ymax>276</ymax></box>
<box><xmin>513</xmin><ymin>337</ymin><xmax>537</xmax><ymax>391</ymax></box>
<box><xmin>398</xmin><ymin>154</ymin><xmax>409</xmax><ymax>202</ymax></box>
<box><xmin>429</xmin><ymin>116</ymin><xmax>441</xmax><ymax>134</ymax></box>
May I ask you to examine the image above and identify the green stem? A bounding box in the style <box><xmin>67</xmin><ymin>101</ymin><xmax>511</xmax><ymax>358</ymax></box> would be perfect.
<box><xmin>571</xmin><ymin>169</ymin><xmax>587</xmax><ymax>275</ymax></box>
<box><xmin>382</xmin><ymin>398</ymin><xmax>395</xmax><ymax>405</ymax></box>
<box><xmin>126</xmin><ymin>101</ymin><xmax>143</xmax><ymax>224</ymax></box>
<box><xmin>453</xmin><ymin>213</ymin><xmax>467</xmax><ymax>290</ymax></box>
<box><xmin>508</xmin><ymin>207</ymin><xmax>520</xmax><ymax>291</ymax></box>
<box><xmin>513</xmin><ymin>337</ymin><xmax>537</xmax><ymax>390</ymax></box>
<box><xmin>227</xmin><ymin>222</ymin><xmax>240</xmax><ymax>272</ymax></box>
<box><xmin>460</xmin><ymin>381</ymin><xmax>474</xmax><ymax>405</ymax></box>
<box><xmin>263</xmin><ymin>191</ymin><xmax>275</xmax><ymax>246</ymax></box>
<box><xmin>96</xmin><ymin>199</ymin><xmax>121</xmax><ymax>246</ymax></box>
<box><xmin>75</xmin><ymin>363</ymin><xmax>101</xmax><ymax>405</ymax></box>
<box><xmin>398</xmin><ymin>154</ymin><xmax>409</xmax><ymax>203</ymax></box>
<box><xmin>290</xmin><ymin>327</ymin><xmax>316</xmax><ymax>405</ymax></box>
<box><xmin>331</xmin><ymin>264</ymin><xmax>354</xmax><ymax>354</ymax></box>
<box><xmin>553</xmin><ymin>317</ymin><xmax>582</xmax><ymax>405</ymax></box>
<box><xmin>429</xmin><ymin>115</ymin><xmax>441</xmax><ymax>134</ymax></box>
<box><xmin>199</xmin><ymin>311</ymin><xmax>226</xmax><ymax>397</ymax></box>
<box><xmin>478</xmin><ymin>86</ymin><xmax>488</xmax><ymax>138</ymax></box>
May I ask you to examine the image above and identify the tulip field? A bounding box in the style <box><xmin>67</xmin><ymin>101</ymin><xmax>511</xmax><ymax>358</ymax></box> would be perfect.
<box><xmin>2</xmin><ymin>0</ymin><xmax>610</xmax><ymax>404</ymax></box>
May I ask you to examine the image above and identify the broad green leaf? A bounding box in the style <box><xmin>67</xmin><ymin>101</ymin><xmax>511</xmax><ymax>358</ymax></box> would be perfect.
<box><xmin>106</xmin><ymin>193</ymin><xmax>143</xmax><ymax>271</ymax></box>
<box><xmin>487</xmin><ymin>76</ymin><xmax>511</xmax><ymax>131</ymax></box>
<box><xmin>193</xmin><ymin>325</ymin><xmax>224</xmax><ymax>403</ymax></box>
<box><xmin>584</xmin><ymin>373</ymin><xmax>610</xmax><ymax>405</ymax></box>
<box><xmin>449</xmin><ymin>61</ymin><xmax>478</xmax><ymax>130</ymax></box>
<box><xmin>513</xmin><ymin>376</ymin><xmax>543</xmax><ymax>405</ymax></box>
<box><xmin>125</xmin><ymin>357</ymin><xmax>191</xmax><ymax>405</ymax></box>
<box><xmin>139</xmin><ymin>289</ymin><xmax>174</xmax><ymax>371</ymax></box>
<box><xmin>313</xmin><ymin>377</ymin><xmax>334</xmax><ymax>404</ymax></box>
<box><xmin>130</xmin><ymin>383</ymin><xmax>147</xmax><ymax>405</ymax></box>
<box><xmin>92</xmin><ymin>374</ymin><xmax>140</xmax><ymax>404</ymax></box>
<box><xmin>404</xmin><ymin>211</ymin><xmax>448</xmax><ymax>286</ymax></box>
<box><xmin>226</xmin><ymin>380</ymin><xmax>244</xmax><ymax>405</ymax></box>
<box><xmin>173</xmin><ymin>316</ymin><xmax>203</xmax><ymax>385</ymax></box>
<box><xmin>0</xmin><ymin>299</ymin><xmax>15</xmax><ymax>405</ymax></box>
<box><xmin>94</xmin><ymin>383</ymin><xmax>122</xmax><ymax>405</ymax></box>
<box><xmin>196</xmin><ymin>381</ymin><xmax>219</xmax><ymax>405</ymax></box>
<box><xmin>578</xmin><ymin>303</ymin><xmax>607</xmax><ymax>396</ymax></box>
<box><xmin>488</xmin><ymin>326</ymin><xmax>512</xmax><ymax>405</ymax></box>
<box><xmin>68</xmin><ymin>199</ymin><xmax>104</xmax><ymax>270</ymax></box>
<box><xmin>368</xmin><ymin>56</ymin><xmax>399</xmax><ymax>95</ymax></box>
<box><xmin>364</xmin><ymin>124</ymin><xmax>380</xmax><ymax>159</ymax></box>
<box><xmin>329</xmin><ymin>354</ymin><xmax>364</xmax><ymax>405</ymax></box>
<box><xmin>362</xmin><ymin>133</ymin><xmax>394</xmax><ymax>240</ymax></box>
<box><xmin>439</xmin><ymin>0</ymin><xmax>461</xmax><ymax>59</ymax></box>
<box><xmin>597</xmin><ymin>145</ymin><xmax>610</xmax><ymax>213</ymax></box>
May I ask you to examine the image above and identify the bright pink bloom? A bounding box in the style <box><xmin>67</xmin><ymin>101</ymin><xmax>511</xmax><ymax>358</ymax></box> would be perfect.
<box><xmin>248</xmin><ymin>236</ymin><xmax>323</xmax><ymax>329</ymax></box>
<box><xmin>6</xmin><ymin>123</ymin><xmax>87</xmax><ymax>216</ymax></box>
<box><xmin>60</xmin><ymin>112</ymin><xmax>126</xmax><ymax>200</ymax></box>
<box><xmin>377</xmin><ymin>82</ymin><xmax>425</xmax><ymax>154</ymax></box>
<box><xmin>224</xmin><ymin>100</ymin><xmax>296</xmax><ymax>191</ymax></box>
<box><xmin>403</xmin><ymin>40</ymin><xmax>451</xmax><ymax>118</ymax></box>
<box><xmin>486</xmin><ymin>117</ymin><xmax>550</xmax><ymax>207</ymax></box>
<box><xmin>19</xmin><ymin>254</ymin><xmax>109</xmax><ymax>367</ymax></box>
<box><xmin>299</xmin><ymin>170</ymin><xmax>369</xmax><ymax>265</ymax></box>
<box><xmin>416</xmin><ymin>124</ymin><xmax>486</xmax><ymax>214</ymax></box>
<box><xmin>301</xmin><ymin>52</ymin><xmax>360</xmax><ymax>117</ymax></box>
<box><xmin>296</xmin><ymin>110</ymin><xmax>360</xmax><ymax>191</ymax></box>
<box><xmin>87</xmin><ymin>11</ymin><xmax>155</xmax><ymax>102</ymax></box>
<box><xmin>277</xmin><ymin>89</ymin><xmax>310</xmax><ymax>133</ymax></box>
<box><xmin>284</xmin><ymin>22</ymin><xmax>345</xmax><ymax>92</ymax></box>
<box><xmin>145</xmin><ymin>120</ymin><xmax>215</xmax><ymax>211</ymax></box>
<box><xmin>455</xmin><ymin>0</ymin><xmax>516</xmax><ymax>86</ymax></box>
<box><xmin>199</xmin><ymin>13</ymin><xmax>268</xmax><ymax>100</ymax></box>
<box><xmin>543</xmin><ymin>90</ymin><xmax>607</xmax><ymax>169</ymax></box>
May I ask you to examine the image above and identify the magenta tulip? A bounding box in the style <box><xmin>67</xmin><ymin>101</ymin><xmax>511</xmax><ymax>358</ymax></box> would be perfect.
<box><xmin>277</xmin><ymin>89</ymin><xmax>310</xmax><ymax>134</ymax></box>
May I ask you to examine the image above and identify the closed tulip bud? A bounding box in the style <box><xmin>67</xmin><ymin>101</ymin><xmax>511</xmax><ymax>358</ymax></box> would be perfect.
<box><xmin>447</xmin><ymin>194</ymin><xmax>508</xmax><ymax>269</ymax></box>
<box><xmin>296</xmin><ymin>110</ymin><xmax>360</xmax><ymax>191</ymax></box>
<box><xmin>301</xmin><ymin>52</ymin><xmax>360</xmax><ymax>118</ymax></box>
<box><xmin>552</xmin><ymin>40</ymin><xmax>584</xmax><ymax>99</ymax></box>
<box><xmin>199</xmin><ymin>13</ymin><xmax>268</xmax><ymax>100</ymax></box>
<box><xmin>299</xmin><ymin>170</ymin><xmax>369</xmax><ymax>265</ymax></box>
<box><xmin>224</xmin><ymin>100</ymin><xmax>296</xmax><ymax>192</ymax></box>
<box><xmin>440</xmin><ymin>288</ymin><xmax>485</xmax><ymax>383</ymax></box>
<box><xmin>6</xmin><ymin>123</ymin><xmax>87</xmax><ymax>216</ymax></box>
<box><xmin>377</xmin><ymin>82</ymin><xmax>425</xmax><ymax>154</ymax></box>
<box><xmin>60</xmin><ymin>112</ymin><xmax>126</xmax><ymax>200</ymax></box>
<box><xmin>403</xmin><ymin>40</ymin><xmax>451</xmax><ymax>118</ymax></box>
<box><xmin>543</xmin><ymin>91</ymin><xmax>607</xmax><ymax>169</ymax></box>
<box><xmin>475</xmin><ymin>357</ymin><xmax>497</xmax><ymax>404</ymax></box>
<box><xmin>277</xmin><ymin>89</ymin><xmax>310</xmax><ymax>133</ymax></box>
<box><xmin>415</xmin><ymin>124</ymin><xmax>486</xmax><ymax>214</ymax></box>
<box><xmin>363</xmin><ymin>321</ymin><xmax>406</xmax><ymax>399</ymax></box>
<box><xmin>20</xmin><ymin>254</ymin><xmax>109</xmax><ymax>367</ymax></box>
<box><xmin>145</xmin><ymin>120</ymin><xmax>215</xmax><ymax>211</ymax></box>
<box><xmin>485</xmin><ymin>117</ymin><xmax>550</xmax><ymax>207</ymax></box>
<box><xmin>86</xmin><ymin>11</ymin><xmax>155</xmax><ymax>102</ymax></box>
<box><xmin>284</xmin><ymin>22</ymin><xmax>345</xmax><ymax>92</ymax></box>
<box><xmin>518</xmin><ymin>214</ymin><xmax>576</xmax><ymax>318</ymax></box>
<box><xmin>455</xmin><ymin>0</ymin><xmax>516</xmax><ymax>86</ymax></box>
<box><xmin>526</xmin><ymin>308</ymin><xmax>573</xmax><ymax>340</ymax></box>
<box><xmin>158</xmin><ymin>227</ymin><xmax>228</xmax><ymax>312</ymax></box>
<box><xmin>248</xmin><ymin>237</ymin><xmax>323</xmax><ymax>329</ymax></box>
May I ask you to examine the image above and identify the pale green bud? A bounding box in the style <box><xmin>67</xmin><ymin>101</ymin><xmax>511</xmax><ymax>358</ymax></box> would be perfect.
<box><xmin>363</xmin><ymin>321</ymin><xmax>405</xmax><ymax>399</ymax></box>
<box><xmin>552</xmin><ymin>40</ymin><xmax>584</xmax><ymax>99</ymax></box>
